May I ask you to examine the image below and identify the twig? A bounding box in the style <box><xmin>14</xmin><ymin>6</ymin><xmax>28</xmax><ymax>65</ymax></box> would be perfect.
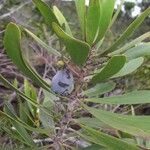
<box><xmin>33</xmin><ymin>135</ymin><xmax>90</xmax><ymax>148</ymax></box>
<box><xmin>0</xmin><ymin>0</ymin><xmax>31</xmax><ymax>20</ymax></box>
<box><xmin>33</xmin><ymin>138</ymin><xmax>53</xmax><ymax>143</ymax></box>
<box><xmin>0</xmin><ymin>30</ymin><xmax>5</xmax><ymax>35</ymax></box>
<box><xmin>37</xmin><ymin>63</ymin><xmax>51</xmax><ymax>102</ymax></box>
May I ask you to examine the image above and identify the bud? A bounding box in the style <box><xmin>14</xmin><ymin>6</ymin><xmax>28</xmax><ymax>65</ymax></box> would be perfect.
<box><xmin>57</xmin><ymin>60</ymin><xmax>65</xmax><ymax>69</ymax></box>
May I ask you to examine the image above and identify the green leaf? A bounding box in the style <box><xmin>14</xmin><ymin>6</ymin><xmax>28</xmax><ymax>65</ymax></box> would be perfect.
<box><xmin>24</xmin><ymin>27</ymin><xmax>61</xmax><ymax>56</ymax></box>
<box><xmin>80</xmin><ymin>125</ymin><xmax>139</xmax><ymax>150</ymax></box>
<box><xmin>39</xmin><ymin>90</ymin><xmax>56</xmax><ymax>135</ymax></box>
<box><xmin>13</xmin><ymin>78</ymin><xmax>18</xmax><ymax>88</ymax></box>
<box><xmin>145</xmin><ymin>140</ymin><xmax>150</xmax><ymax>149</ymax></box>
<box><xmin>112</xmin><ymin>57</ymin><xmax>144</xmax><ymax>78</ymax></box>
<box><xmin>1</xmin><ymin>105</ymin><xmax>50</xmax><ymax>136</ymax></box>
<box><xmin>82</xmin><ymin>82</ymin><xmax>116</xmax><ymax>97</ymax></box>
<box><xmin>11</xmin><ymin>122</ymin><xmax>34</xmax><ymax>146</ymax></box>
<box><xmin>109</xmin><ymin>32</ymin><xmax>150</xmax><ymax>56</ymax></box>
<box><xmin>125</xmin><ymin>43</ymin><xmax>150</xmax><ymax>60</ymax></box>
<box><xmin>105</xmin><ymin>7</ymin><xmax>150</xmax><ymax>54</ymax></box>
<box><xmin>86</xmin><ymin>0</ymin><xmax>100</xmax><ymax>45</ymax></box>
<box><xmin>85</xmin><ymin>90</ymin><xmax>150</xmax><ymax>105</ymax></box>
<box><xmin>85</xmin><ymin>106</ymin><xmax>150</xmax><ymax>138</ymax></box>
<box><xmin>24</xmin><ymin>79</ymin><xmax>31</xmax><ymax>98</ymax></box>
<box><xmin>32</xmin><ymin>0</ymin><xmax>58</xmax><ymax>29</ymax></box>
<box><xmin>91</xmin><ymin>55</ymin><xmax>126</xmax><ymax>84</ymax></box>
<box><xmin>39</xmin><ymin>108</ymin><xmax>55</xmax><ymax>133</ymax></box>
<box><xmin>30</xmin><ymin>85</ymin><xmax>37</xmax><ymax>115</ymax></box>
<box><xmin>4</xmin><ymin>22</ymin><xmax>50</xmax><ymax>91</ymax></box>
<box><xmin>96</xmin><ymin>0</ymin><xmax>115</xmax><ymax>42</ymax></box>
<box><xmin>108</xmin><ymin>0</ymin><xmax>125</xmax><ymax>29</ymax></box>
<box><xmin>4</xmin><ymin>103</ymin><xmax>35</xmax><ymax>146</ymax></box>
<box><xmin>0</xmin><ymin>75</ymin><xmax>38</xmax><ymax>107</ymax></box>
<box><xmin>19</xmin><ymin>100</ymin><xmax>33</xmax><ymax>126</ymax></box>
<box><xmin>52</xmin><ymin>22</ymin><xmax>90</xmax><ymax>66</ymax></box>
<box><xmin>24</xmin><ymin>79</ymin><xmax>37</xmax><ymax>118</ymax></box>
<box><xmin>53</xmin><ymin>6</ymin><xmax>72</xmax><ymax>36</ymax></box>
<box><xmin>75</xmin><ymin>117</ymin><xmax>110</xmax><ymax>129</ymax></box>
<box><xmin>4</xmin><ymin>112</ymin><xmax>50</xmax><ymax>136</ymax></box>
<box><xmin>75</xmin><ymin>0</ymin><xmax>86</xmax><ymax>37</ymax></box>
<box><xmin>82</xmin><ymin>144</ymin><xmax>106</xmax><ymax>150</ymax></box>
<box><xmin>0</xmin><ymin>74</ymin><xmax>53</xmax><ymax>122</ymax></box>
<box><xmin>22</xmin><ymin>80</ymin><xmax>36</xmax><ymax>124</ymax></box>
<box><xmin>3</xmin><ymin>127</ymin><xmax>33</xmax><ymax>147</ymax></box>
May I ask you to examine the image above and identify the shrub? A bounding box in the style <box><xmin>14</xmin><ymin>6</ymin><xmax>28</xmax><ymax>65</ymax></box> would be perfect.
<box><xmin>0</xmin><ymin>0</ymin><xmax>150</xmax><ymax>149</ymax></box>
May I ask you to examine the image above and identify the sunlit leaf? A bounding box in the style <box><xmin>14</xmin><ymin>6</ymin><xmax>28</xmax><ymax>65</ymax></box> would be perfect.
<box><xmin>53</xmin><ymin>6</ymin><xmax>72</xmax><ymax>36</ymax></box>
<box><xmin>52</xmin><ymin>22</ymin><xmax>90</xmax><ymax>66</ymax></box>
<box><xmin>125</xmin><ymin>43</ymin><xmax>150</xmax><ymax>60</ymax></box>
<box><xmin>91</xmin><ymin>55</ymin><xmax>126</xmax><ymax>84</ymax></box>
<box><xmin>112</xmin><ymin>57</ymin><xmax>144</xmax><ymax>78</ymax></box>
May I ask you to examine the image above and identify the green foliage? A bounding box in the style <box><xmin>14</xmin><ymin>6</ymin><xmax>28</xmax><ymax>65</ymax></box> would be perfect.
<box><xmin>75</xmin><ymin>0</ymin><xmax>86</xmax><ymax>37</ymax></box>
<box><xmin>91</xmin><ymin>55</ymin><xmax>126</xmax><ymax>84</ymax></box>
<box><xmin>4</xmin><ymin>23</ymin><xmax>50</xmax><ymax>91</ymax></box>
<box><xmin>39</xmin><ymin>90</ymin><xmax>56</xmax><ymax>135</ymax></box>
<box><xmin>112</xmin><ymin>57</ymin><xmax>144</xmax><ymax>78</ymax></box>
<box><xmin>84</xmin><ymin>105</ymin><xmax>150</xmax><ymax>138</ymax></box>
<box><xmin>109</xmin><ymin>32</ymin><xmax>150</xmax><ymax>55</ymax></box>
<box><xmin>125</xmin><ymin>43</ymin><xmax>150</xmax><ymax>60</ymax></box>
<box><xmin>83</xmin><ymin>81</ymin><xmax>116</xmax><ymax>97</ymax></box>
<box><xmin>53</xmin><ymin>6</ymin><xmax>73</xmax><ymax>36</ymax></box>
<box><xmin>4</xmin><ymin>102</ymin><xmax>35</xmax><ymax>147</ymax></box>
<box><xmin>105</xmin><ymin>7</ymin><xmax>150</xmax><ymax>54</ymax></box>
<box><xmin>96</xmin><ymin>0</ymin><xmax>116</xmax><ymax>42</ymax></box>
<box><xmin>32</xmin><ymin>0</ymin><xmax>58</xmax><ymax>29</ymax></box>
<box><xmin>76</xmin><ymin>117</ymin><xmax>109</xmax><ymax>129</ymax></box>
<box><xmin>85</xmin><ymin>90</ymin><xmax>150</xmax><ymax>105</ymax></box>
<box><xmin>24</xmin><ymin>27</ymin><xmax>61</xmax><ymax>56</ymax></box>
<box><xmin>1</xmin><ymin>0</ymin><xmax>150</xmax><ymax>149</ymax></box>
<box><xmin>52</xmin><ymin>22</ymin><xmax>90</xmax><ymax>66</ymax></box>
<box><xmin>80</xmin><ymin>125</ymin><xmax>139</xmax><ymax>150</ymax></box>
<box><xmin>86</xmin><ymin>0</ymin><xmax>100</xmax><ymax>45</ymax></box>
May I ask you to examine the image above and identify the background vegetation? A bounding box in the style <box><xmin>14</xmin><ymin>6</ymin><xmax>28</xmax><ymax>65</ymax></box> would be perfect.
<box><xmin>0</xmin><ymin>0</ymin><xmax>150</xmax><ymax>149</ymax></box>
